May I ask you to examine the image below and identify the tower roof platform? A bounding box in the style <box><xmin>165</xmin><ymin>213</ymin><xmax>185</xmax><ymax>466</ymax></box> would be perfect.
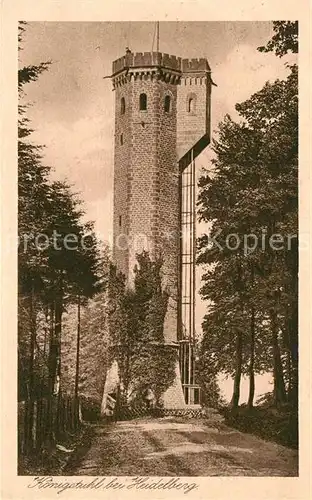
<box><xmin>112</xmin><ymin>51</ymin><xmax>211</xmax><ymax>76</ymax></box>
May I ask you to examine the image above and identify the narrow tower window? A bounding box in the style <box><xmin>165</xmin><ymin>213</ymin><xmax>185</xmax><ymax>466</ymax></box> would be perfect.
<box><xmin>120</xmin><ymin>97</ymin><xmax>125</xmax><ymax>114</ymax></box>
<box><xmin>120</xmin><ymin>133</ymin><xmax>124</xmax><ymax>145</ymax></box>
<box><xmin>188</xmin><ymin>97</ymin><xmax>195</xmax><ymax>113</ymax></box>
<box><xmin>119</xmin><ymin>215</ymin><xmax>122</xmax><ymax>227</ymax></box>
<box><xmin>139</xmin><ymin>93</ymin><xmax>147</xmax><ymax>111</ymax></box>
<box><xmin>164</xmin><ymin>95</ymin><xmax>171</xmax><ymax>113</ymax></box>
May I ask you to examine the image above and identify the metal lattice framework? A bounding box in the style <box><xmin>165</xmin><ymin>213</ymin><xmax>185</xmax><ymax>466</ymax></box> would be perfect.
<box><xmin>178</xmin><ymin>150</ymin><xmax>201</xmax><ymax>406</ymax></box>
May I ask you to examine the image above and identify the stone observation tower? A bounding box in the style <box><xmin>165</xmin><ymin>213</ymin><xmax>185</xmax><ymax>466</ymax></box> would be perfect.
<box><xmin>102</xmin><ymin>49</ymin><xmax>213</xmax><ymax>412</ymax></box>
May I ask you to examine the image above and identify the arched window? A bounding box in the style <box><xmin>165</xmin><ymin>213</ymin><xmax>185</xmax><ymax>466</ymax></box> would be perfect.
<box><xmin>120</xmin><ymin>97</ymin><xmax>125</xmax><ymax>115</ymax></box>
<box><xmin>188</xmin><ymin>97</ymin><xmax>195</xmax><ymax>113</ymax></box>
<box><xmin>164</xmin><ymin>95</ymin><xmax>171</xmax><ymax>113</ymax></box>
<box><xmin>139</xmin><ymin>93</ymin><xmax>147</xmax><ymax>111</ymax></box>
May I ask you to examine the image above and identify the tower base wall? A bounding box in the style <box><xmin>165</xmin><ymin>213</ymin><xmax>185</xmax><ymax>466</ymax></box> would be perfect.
<box><xmin>101</xmin><ymin>360</ymin><xmax>119</xmax><ymax>417</ymax></box>
<box><xmin>161</xmin><ymin>360</ymin><xmax>186</xmax><ymax>409</ymax></box>
<box><xmin>101</xmin><ymin>357</ymin><xmax>187</xmax><ymax>415</ymax></box>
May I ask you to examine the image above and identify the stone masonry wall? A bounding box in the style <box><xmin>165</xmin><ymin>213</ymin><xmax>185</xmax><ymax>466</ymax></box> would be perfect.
<box><xmin>177</xmin><ymin>74</ymin><xmax>211</xmax><ymax>161</ymax></box>
<box><xmin>127</xmin><ymin>77</ymin><xmax>179</xmax><ymax>345</ymax></box>
<box><xmin>113</xmin><ymin>75</ymin><xmax>180</xmax><ymax>344</ymax></box>
<box><xmin>113</xmin><ymin>82</ymin><xmax>132</xmax><ymax>277</ymax></box>
<box><xmin>156</xmin><ymin>81</ymin><xmax>179</xmax><ymax>344</ymax></box>
<box><xmin>128</xmin><ymin>78</ymin><xmax>159</xmax><ymax>281</ymax></box>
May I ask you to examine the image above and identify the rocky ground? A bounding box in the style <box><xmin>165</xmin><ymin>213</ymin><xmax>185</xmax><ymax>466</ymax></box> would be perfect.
<box><xmin>65</xmin><ymin>415</ymin><xmax>298</xmax><ymax>477</ymax></box>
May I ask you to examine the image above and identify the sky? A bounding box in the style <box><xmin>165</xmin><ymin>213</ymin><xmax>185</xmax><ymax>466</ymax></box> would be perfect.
<box><xmin>19</xmin><ymin>21</ymin><xmax>296</xmax><ymax>402</ymax></box>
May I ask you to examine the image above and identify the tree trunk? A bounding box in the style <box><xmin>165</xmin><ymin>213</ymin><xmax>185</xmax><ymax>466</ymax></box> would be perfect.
<box><xmin>55</xmin><ymin>294</ymin><xmax>63</xmax><ymax>439</ymax></box>
<box><xmin>288</xmin><ymin>304</ymin><xmax>298</xmax><ymax>407</ymax></box>
<box><xmin>247</xmin><ymin>307</ymin><xmax>255</xmax><ymax>409</ymax></box>
<box><xmin>286</xmin><ymin>348</ymin><xmax>292</xmax><ymax>399</ymax></box>
<box><xmin>287</xmin><ymin>235</ymin><xmax>298</xmax><ymax>407</ymax></box>
<box><xmin>271</xmin><ymin>309</ymin><xmax>287</xmax><ymax>406</ymax></box>
<box><xmin>25</xmin><ymin>283</ymin><xmax>36</xmax><ymax>453</ymax></box>
<box><xmin>74</xmin><ymin>295</ymin><xmax>81</xmax><ymax>425</ymax></box>
<box><xmin>47</xmin><ymin>303</ymin><xmax>55</xmax><ymax>443</ymax></box>
<box><xmin>47</xmin><ymin>279</ymin><xmax>63</xmax><ymax>443</ymax></box>
<box><xmin>231</xmin><ymin>331</ymin><xmax>243</xmax><ymax>409</ymax></box>
<box><xmin>75</xmin><ymin>295</ymin><xmax>81</xmax><ymax>399</ymax></box>
<box><xmin>54</xmin><ymin>296</ymin><xmax>62</xmax><ymax>389</ymax></box>
<box><xmin>48</xmin><ymin>301</ymin><xmax>61</xmax><ymax>398</ymax></box>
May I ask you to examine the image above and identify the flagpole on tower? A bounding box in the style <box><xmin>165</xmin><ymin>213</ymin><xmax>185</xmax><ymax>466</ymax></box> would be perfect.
<box><xmin>156</xmin><ymin>21</ymin><xmax>159</xmax><ymax>52</ymax></box>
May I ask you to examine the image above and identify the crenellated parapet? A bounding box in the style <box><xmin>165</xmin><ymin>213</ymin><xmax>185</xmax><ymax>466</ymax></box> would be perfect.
<box><xmin>181</xmin><ymin>57</ymin><xmax>211</xmax><ymax>73</ymax></box>
<box><xmin>112</xmin><ymin>68</ymin><xmax>181</xmax><ymax>89</ymax></box>
<box><xmin>112</xmin><ymin>51</ymin><xmax>182</xmax><ymax>75</ymax></box>
<box><xmin>111</xmin><ymin>52</ymin><xmax>211</xmax><ymax>88</ymax></box>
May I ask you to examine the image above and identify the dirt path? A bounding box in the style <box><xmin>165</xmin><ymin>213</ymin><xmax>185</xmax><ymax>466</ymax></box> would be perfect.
<box><xmin>66</xmin><ymin>417</ymin><xmax>298</xmax><ymax>476</ymax></box>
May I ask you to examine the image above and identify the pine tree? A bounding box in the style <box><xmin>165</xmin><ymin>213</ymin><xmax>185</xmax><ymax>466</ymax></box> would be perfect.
<box><xmin>18</xmin><ymin>23</ymin><xmax>104</xmax><ymax>450</ymax></box>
